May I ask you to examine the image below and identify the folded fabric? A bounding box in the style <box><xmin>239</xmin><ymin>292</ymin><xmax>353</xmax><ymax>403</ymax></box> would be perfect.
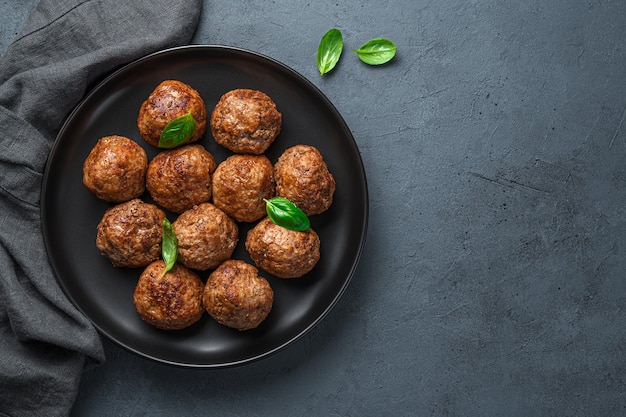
<box><xmin>0</xmin><ymin>1</ymin><xmax>201</xmax><ymax>416</ymax></box>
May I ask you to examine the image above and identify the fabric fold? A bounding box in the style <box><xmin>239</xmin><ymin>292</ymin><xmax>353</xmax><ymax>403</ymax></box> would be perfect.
<box><xmin>0</xmin><ymin>1</ymin><xmax>202</xmax><ymax>416</ymax></box>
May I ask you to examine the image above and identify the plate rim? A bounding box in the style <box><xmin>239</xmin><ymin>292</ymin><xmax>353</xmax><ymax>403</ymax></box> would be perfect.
<box><xmin>41</xmin><ymin>44</ymin><xmax>369</xmax><ymax>368</ymax></box>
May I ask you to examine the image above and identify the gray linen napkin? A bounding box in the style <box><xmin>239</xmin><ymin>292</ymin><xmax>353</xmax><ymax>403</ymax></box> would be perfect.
<box><xmin>0</xmin><ymin>1</ymin><xmax>201</xmax><ymax>415</ymax></box>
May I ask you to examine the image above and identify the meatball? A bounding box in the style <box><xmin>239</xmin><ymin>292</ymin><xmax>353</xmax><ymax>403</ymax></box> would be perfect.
<box><xmin>82</xmin><ymin>135</ymin><xmax>147</xmax><ymax>203</ymax></box>
<box><xmin>146</xmin><ymin>144</ymin><xmax>217</xmax><ymax>214</ymax></box>
<box><xmin>172</xmin><ymin>203</ymin><xmax>238</xmax><ymax>271</ymax></box>
<box><xmin>245</xmin><ymin>217</ymin><xmax>320</xmax><ymax>278</ymax></box>
<box><xmin>137</xmin><ymin>80</ymin><xmax>207</xmax><ymax>147</ymax></box>
<box><xmin>133</xmin><ymin>261</ymin><xmax>205</xmax><ymax>330</ymax></box>
<box><xmin>212</xmin><ymin>154</ymin><xmax>275</xmax><ymax>222</ymax></box>
<box><xmin>274</xmin><ymin>144</ymin><xmax>335</xmax><ymax>215</ymax></box>
<box><xmin>96</xmin><ymin>199</ymin><xmax>165</xmax><ymax>268</ymax></box>
<box><xmin>203</xmin><ymin>259</ymin><xmax>273</xmax><ymax>331</ymax></box>
<box><xmin>210</xmin><ymin>89</ymin><xmax>282</xmax><ymax>155</ymax></box>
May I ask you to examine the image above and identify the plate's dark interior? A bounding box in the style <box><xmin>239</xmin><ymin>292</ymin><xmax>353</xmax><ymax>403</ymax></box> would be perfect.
<box><xmin>41</xmin><ymin>46</ymin><xmax>368</xmax><ymax>367</ymax></box>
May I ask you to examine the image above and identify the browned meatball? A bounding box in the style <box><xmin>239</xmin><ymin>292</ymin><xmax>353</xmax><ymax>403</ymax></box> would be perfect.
<box><xmin>211</xmin><ymin>154</ymin><xmax>275</xmax><ymax>222</ymax></box>
<box><xmin>96</xmin><ymin>199</ymin><xmax>165</xmax><ymax>268</ymax></box>
<box><xmin>137</xmin><ymin>80</ymin><xmax>207</xmax><ymax>147</ymax></box>
<box><xmin>146</xmin><ymin>144</ymin><xmax>217</xmax><ymax>214</ymax></box>
<box><xmin>203</xmin><ymin>259</ymin><xmax>273</xmax><ymax>331</ymax></box>
<box><xmin>82</xmin><ymin>135</ymin><xmax>147</xmax><ymax>203</ymax></box>
<box><xmin>274</xmin><ymin>144</ymin><xmax>335</xmax><ymax>215</ymax></box>
<box><xmin>172</xmin><ymin>203</ymin><xmax>238</xmax><ymax>271</ymax></box>
<box><xmin>245</xmin><ymin>217</ymin><xmax>320</xmax><ymax>278</ymax></box>
<box><xmin>133</xmin><ymin>261</ymin><xmax>205</xmax><ymax>330</ymax></box>
<box><xmin>210</xmin><ymin>89</ymin><xmax>282</xmax><ymax>154</ymax></box>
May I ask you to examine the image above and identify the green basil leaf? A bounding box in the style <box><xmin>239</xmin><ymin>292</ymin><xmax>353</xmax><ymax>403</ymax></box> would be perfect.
<box><xmin>161</xmin><ymin>218</ymin><xmax>177</xmax><ymax>277</ymax></box>
<box><xmin>264</xmin><ymin>197</ymin><xmax>310</xmax><ymax>231</ymax></box>
<box><xmin>158</xmin><ymin>111</ymin><xmax>196</xmax><ymax>149</ymax></box>
<box><xmin>317</xmin><ymin>28</ymin><xmax>343</xmax><ymax>75</ymax></box>
<box><xmin>353</xmin><ymin>38</ymin><xmax>397</xmax><ymax>65</ymax></box>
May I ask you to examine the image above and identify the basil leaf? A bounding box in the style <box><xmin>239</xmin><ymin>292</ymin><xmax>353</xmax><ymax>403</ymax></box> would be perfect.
<box><xmin>317</xmin><ymin>28</ymin><xmax>343</xmax><ymax>75</ymax></box>
<box><xmin>264</xmin><ymin>197</ymin><xmax>310</xmax><ymax>231</ymax></box>
<box><xmin>161</xmin><ymin>218</ymin><xmax>177</xmax><ymax>277</ymax></box>
<box><xmin>353</xmin><ymin>38</ymin><xmax>397</xmax><ymax>65</ymax></box>
<box><xmin>158</xmin><ymin>111</ymin><xmax>196</xmax><ymax>149</ymax></box>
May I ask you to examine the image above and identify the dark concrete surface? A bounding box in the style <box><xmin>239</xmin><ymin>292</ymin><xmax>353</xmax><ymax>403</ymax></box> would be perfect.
<box><xmin>3</xmin><ymin>1</ymin><xmax>626</xmax><ymax>416</ymax></box>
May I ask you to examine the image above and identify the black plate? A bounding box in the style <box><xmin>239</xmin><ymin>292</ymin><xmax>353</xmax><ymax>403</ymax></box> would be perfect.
<box><xmin>41</xmin><ymin>45</ymin><xmax>368</xmax><ymax>368</ymax></box>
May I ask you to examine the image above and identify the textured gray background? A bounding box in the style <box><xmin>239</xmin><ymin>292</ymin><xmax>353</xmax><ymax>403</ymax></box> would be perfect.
<box><xmin>3</xmin><ymin>1</ymin><xmax>626</xmax><ymax>416</ymax></box>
